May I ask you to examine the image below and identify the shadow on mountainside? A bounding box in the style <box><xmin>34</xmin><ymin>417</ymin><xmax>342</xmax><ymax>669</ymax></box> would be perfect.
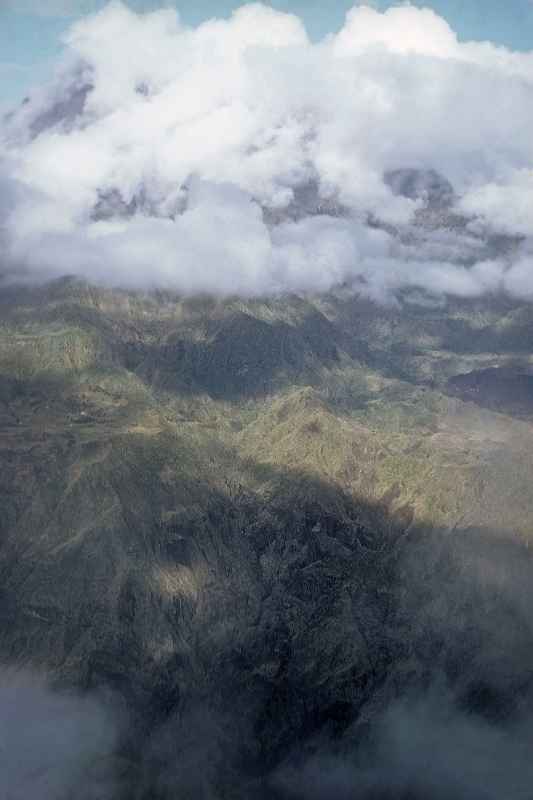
<box><xmin>446</xmin><ymin>366</ymin><xmax>533</xmax><ymax>420</ymax></box>
<box><xmin>3</xmin><ymin>282</ymin><xmax>533</xmax><ymax>796</ymax></box>
<box><xmin>132</xmin><ymin>309</ymin><xmax>340</xmax><ymax>399</ymax></box>
<box><xmin>1</xmin><ymin>442</ymin><xmax>533</xmax><ymax>798</ymax></box>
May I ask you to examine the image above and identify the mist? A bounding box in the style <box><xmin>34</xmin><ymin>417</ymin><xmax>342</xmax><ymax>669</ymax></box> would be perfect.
<box><xmin>3</xmin><ymin>522</ymin><xmax>533</xmax><ymax>799</ymax></box>
<box><xmin>0</xmin><ymin>1</ymin><xmax>532</xmax><ymax>301</ymax></box>
<box><xmin>275</xmin><ymin>692</ymin><xmax>533</xmax><ymax>800</ymax></box>
<box><xmin>0</xmin><ymin>669</ymin><xmax>121</xmax><ymax>799</ymax></box>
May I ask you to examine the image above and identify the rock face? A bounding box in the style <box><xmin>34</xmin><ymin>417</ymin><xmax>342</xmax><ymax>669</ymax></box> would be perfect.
<box><xmin>384</xmin><ymin>167</ymin><xmax>455</xmax><ymax>209</ymax></box>
<box><xmin>2</xmin><ymin>282</ymin><xmax>533</xmax><ymax>798</ymax></box>
<box><xmin>29</xmin><ymin>81</ymin><xmax>94</xmax><ymax>138</ymax></box>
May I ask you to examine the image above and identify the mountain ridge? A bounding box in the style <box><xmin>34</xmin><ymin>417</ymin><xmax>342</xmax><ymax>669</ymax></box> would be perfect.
<box><xmin>2</xmin><ymin>282</ymin><xmax>533</xmax><ymax>797</ymax></box>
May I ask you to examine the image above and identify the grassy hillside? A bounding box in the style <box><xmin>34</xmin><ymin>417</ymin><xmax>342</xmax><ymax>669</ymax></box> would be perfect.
<box><xmin>2</xmin><ymin>280</ymin><xmax>533</xmax><ymax>797</ymax></box>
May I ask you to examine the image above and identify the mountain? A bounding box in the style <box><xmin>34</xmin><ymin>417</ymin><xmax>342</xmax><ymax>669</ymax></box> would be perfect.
<box><xmin>2</xmin><ymin>281</ymin><xmax>533</xmax><ymax>798</ymax></box>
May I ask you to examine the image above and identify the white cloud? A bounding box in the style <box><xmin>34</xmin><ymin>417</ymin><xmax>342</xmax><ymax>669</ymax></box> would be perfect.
<box><xmin>332</xmin><ymin>4</ymin><xmax>459</xmax><ymax>58</ymax></box>
<box><xmin>1</xmin><ymin>2</ymin><xmax>533</xmax><ymax>302</ymax></box>
<box><xmin>504</xmin><ymin>257</ymin><xmax>533</xmax><ymax>299</ymax></box>
<box><xmin>460</xmin><ymin>170</ymin><xmax>533</xmax><ymax>237</ymax></box>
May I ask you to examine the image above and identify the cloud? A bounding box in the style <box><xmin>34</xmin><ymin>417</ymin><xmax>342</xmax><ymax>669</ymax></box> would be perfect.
<box><xmin>460</xmin><ymin>170</ymin><xmax>533</xmax><ymax>237</ymax></box>
<box><xmin>0</xmin><ymin>668</ymin><xmax>120</xmax><ymax>799</ymax></box>
<box><xmin>276</xmin><ymin>691</ymin><xmax>533</xmax><ymax>800</ymax></box>
<box><xmin>0</xmin><ymin>1</ymin><xmax>532</xmax><ymax>301</ymax></box>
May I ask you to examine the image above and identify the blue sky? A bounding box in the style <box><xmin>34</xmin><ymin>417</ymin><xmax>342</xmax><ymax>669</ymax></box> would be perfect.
<box><xmin>1</xmin><ymin>0</ymin><xmax>533</xmax><ymax>106</ymax></box>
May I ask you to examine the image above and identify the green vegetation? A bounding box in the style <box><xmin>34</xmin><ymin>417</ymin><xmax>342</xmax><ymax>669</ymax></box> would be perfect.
<box><xmin>2</xmin><ymin>280</ymin><xmax>533</xmax><ymax>796</ymax></box>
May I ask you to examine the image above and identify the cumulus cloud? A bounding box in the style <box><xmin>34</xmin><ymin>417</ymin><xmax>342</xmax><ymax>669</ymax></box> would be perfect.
<box><xmin>0</xmin><ymin>1</ymin><xmax>532</xmax><ymax>301</ymax></box>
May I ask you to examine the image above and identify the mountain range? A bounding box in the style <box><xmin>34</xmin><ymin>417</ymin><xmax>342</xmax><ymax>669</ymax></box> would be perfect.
<box><xmin>2</xmin><ymin>279</ymin><xmax>533</xmax><ymax>798</ymax></box>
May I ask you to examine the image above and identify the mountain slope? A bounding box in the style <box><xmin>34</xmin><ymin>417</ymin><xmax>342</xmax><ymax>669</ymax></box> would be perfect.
<box><xmin>2</xmin><ymin>282</ymin><xmax>533</xmax><ymax>797</ymax></box>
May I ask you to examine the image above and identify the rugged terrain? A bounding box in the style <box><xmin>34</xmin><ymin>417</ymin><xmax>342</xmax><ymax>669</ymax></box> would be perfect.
<box><xmin>2</xmin><ymin>280</ymin><xmax>533</xmax><ymax>798</ymax></box>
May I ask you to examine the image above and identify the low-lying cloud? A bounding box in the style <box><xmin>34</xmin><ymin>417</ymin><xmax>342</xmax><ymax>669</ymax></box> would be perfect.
<box><xmin>1</xmin><ymin>1</ymin><xmax>533</xmax><ymax>301</ymax></box>
<box><xmin>0</xmin><ymin>669</ymin><xmax>120</xmax><ymax>799</ymax></box>
<box><xmin>276</xmin><ymin>692</ymin><xmax>533</xmax><ymax>800</ymax></box>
